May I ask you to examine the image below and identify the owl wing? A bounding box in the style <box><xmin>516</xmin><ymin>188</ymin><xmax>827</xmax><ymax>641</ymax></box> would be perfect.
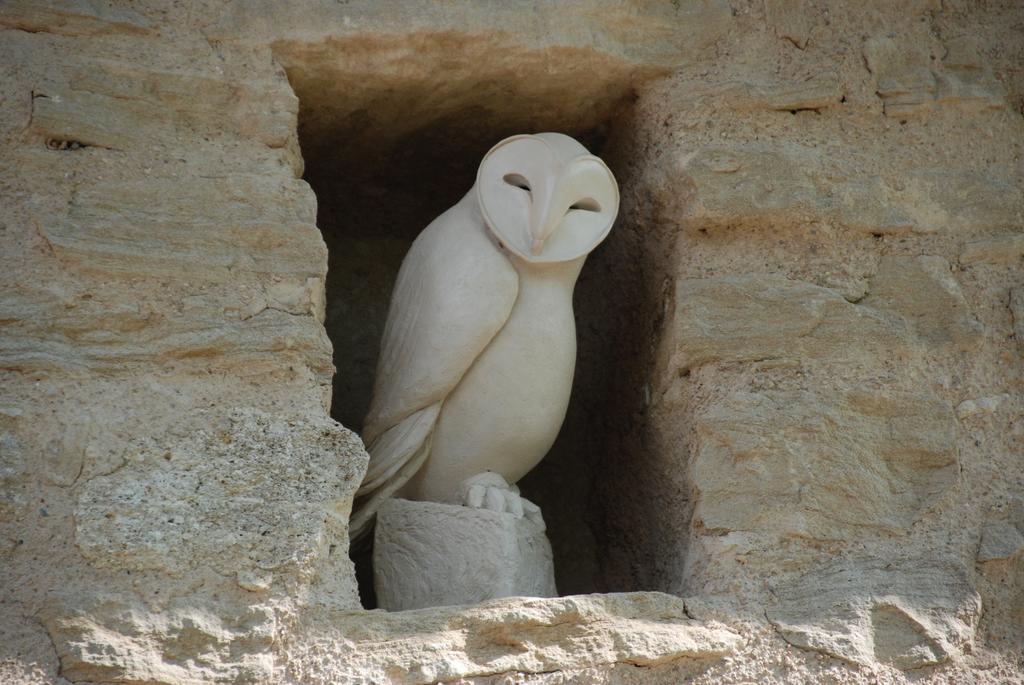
<box><xmin>350</xmin><ymin>193</ymin><xmax>519</xmax><ymax>539</ymax></box>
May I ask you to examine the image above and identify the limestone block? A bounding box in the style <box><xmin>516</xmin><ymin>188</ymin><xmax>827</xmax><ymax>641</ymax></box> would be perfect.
<box><xmin>24</xmin><ymin>408</ymin><xmax>370</xmax><ymax>682</ymax></box>
<box><xmin>863</xmin><ymin>255</ymin><xmax>983</xmax><ymax>350</ymax></box>
<box><xmin>903</xmin><ymin>169</ymin><xmax>1023</xmax><ymax>233</ymax></box>
<box><xmin>1012</xmin><ymin>288</ymin><xmax>1024</xmax><ymax>350</ymax></box>
<box><xmin>937</xmin><ymin>71</ymin><xmax>1007</xmax><ymax>111</ymax></box>
<box><xmin>670</xmin><ymin>144</ymin><xmax>1021</xmax><ymax>236</ymax></box>
<box><xmin>0</xmin><ymin>608</ymin><xmax>66</xmax><ymax>685</ymax></box>
<box><xmin>48</xmin><ymin>603</ymin><xmax>279</xmax><ymax>684</ymax></box>
<box><xmin>692</xmin><ymin>387</ymin><xmax>958</xmax><ymax>538</ymax></box>
<box><xmin>213</xmin><ymin>0</ymin><xmax>734</xmax><ymax>67</ymax></box>
<box><xmin>374</xmin><ymin>498</ymin><xmax>556</xmax><ymax>611</ymax></box>
<box><xmin>891</xmin><ymin>170</ymin><xmax>999</xmax><ymax>234</ymax></box>
<box><xmin>767</xmin><ymin>558</ymin><xmax>980</xmax><ymax>669</ymax></box>
<box><xmin>978</xmin><ymin>499</ymin><xmax>1024</xmax><ymax>563</ymax></box>
<box><xmin>30</xmin><ymin>87</ymin><xmax>177</xmax><ymax>151</ymax></box>
<box><xmin>978</xmin><ymin>521</ymin><xmax>1024</xmax><ymax>563</ymax></box>
<box><xmin>959</xmin><ymin>234</ymin><xmax>1024</xmax><ymax>266</ymax></box>
<box><xmin>75</xmin><ymin>409</ymin><xmax>366</xmax><ymax>587</ymax></box>
<box><xmin>937</xmin><ymin>36</ymin><xmax>1007</xmax><ymax>111</ymax></box>
<box><xmin>864</xmin><ymin>31</ymin><xmax>1007</xmax><ymax>114</ymax></box>
<box><xmin>863</xmin><ymin>36</ymin><xmax>936</xmax><ymax>117</ymax></box>
<box><xmin>45</xmin><ymin>174</ymin><xmax>321</xmax><ymax>279</ymax></box>
<box><xmin>731</xmin><ymin>74</ymin><xmax>843</xmax><ymax>112</ymax></box>
<box><xmin>672</xmin><ymin>146</ymin><xmax>827</xmax><ymax>230</ymax></box>
<box><xmin>676</xmin><ymin>72</ymin><xmax>843</xmax><ymax>112</ymax></box>
<box><xmin>66</xmin><ymin>56</ymin><xmax>300</xmax><ymax>152</ymax></box>
<box><xmin>0</xmin><ymin>0</ymin><xmax>153</xmax><ymax>36</ymax></box>
<box><xmin>288</xmin><ymin>593</ymin><xmax>742</xmax><ymax>684</ymax></box>
<box><xmin>956</xmin><ymin>394</ymin><xmax>1011</xmax><ymax>420</ymax></box>
<box><xmin>764</xmin><ymin>0</ymin><xmax>815</xmax><ymax>49</ymax></box>
<box><xmin>0</xmin><ymin>282</ymin><xmax>332</xmax><ymax>380</ymax></box>
<box><xmin>664</xmin><ymin>274</ymin><xmax>907</xmax><ymax>375</ymax></box>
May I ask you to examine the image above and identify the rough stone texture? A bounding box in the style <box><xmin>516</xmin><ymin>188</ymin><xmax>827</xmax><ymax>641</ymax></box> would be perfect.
<box><xmin>1</xmin><ymin>2</ymin><xmax>364</xmax><ymax>682</ymax></box>
<box><xmin>692</xmin><ymin>386</ymin><xmax>958</xmax><ymax>538</ymax></box>
<box><xmin>374</xmin><ymin>498</ymin><xmax>556</xmax><ymax>612</ymax></box>
<box><xmin>767</xmin><ymin>559</ymin><xmax>980</xmax><ymax>669</ymax></box>
<box><xmin>286</xmin><ymin>593</ymin><xmax>742</xmax><ymax>684</ymax></box>
<box><xmin>577</xmin><ymin>1</ymin><xmax>1024</xmax><ymax>683</ymax></box>
<box><xmin>73</xmin><ymin>409</ymin><xmax>361</xmax><ymax>586</ymax></box>
<box><xmin>2</xmin><ymin>0</ymin><xmax>1024</xmax><ymax>683</ymax></box>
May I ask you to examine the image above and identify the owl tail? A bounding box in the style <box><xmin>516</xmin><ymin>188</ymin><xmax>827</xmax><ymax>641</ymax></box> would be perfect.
<box><xmin>349</xmin><ymin>404</ymin><xmax>439</xmax><ymax>541</ymax></box>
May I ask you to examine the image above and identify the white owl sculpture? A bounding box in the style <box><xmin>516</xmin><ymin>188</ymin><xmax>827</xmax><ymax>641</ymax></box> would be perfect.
<box><xmin>350</xmin><ymin>132</ymin><xmax>619</xmax><ymax>540</ymax></box>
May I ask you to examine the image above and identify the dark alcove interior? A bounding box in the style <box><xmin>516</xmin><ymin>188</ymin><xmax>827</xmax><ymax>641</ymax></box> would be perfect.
<box><xmin>287</xmin><ymin>38</ymin><xmax>650</xmax><ymax>607</ymax></box>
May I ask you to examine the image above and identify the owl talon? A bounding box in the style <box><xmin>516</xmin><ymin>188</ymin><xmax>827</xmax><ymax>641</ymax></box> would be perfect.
<box><xmin>507</xmin><ymin>493</ymin><xmax>524</xmax><ymax>517</ymax></box>
<box><xmin>484</xmin><ymin>486</ymin><xmax>505</xmax><ymax>512</ymax></box>
<box><xmin>457</xmin><ymin>472</ymin><xmax>540</xmax><ymax>527</ymax></box>
<box><xmin>466</xmin><ymin>484</ymin><xmax>486</xmax><ymax>509</ymax></box>
<box><xmin>521</xmin><ymin>498</ymin><xmax>546</xmax><ymax>530</ymax></box>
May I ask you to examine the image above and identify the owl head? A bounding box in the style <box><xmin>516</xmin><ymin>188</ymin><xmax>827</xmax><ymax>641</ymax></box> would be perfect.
<box><xmin>476</xmin><ymin>133</ymin><xmax>619</xmax><ymax>264</ymax></box>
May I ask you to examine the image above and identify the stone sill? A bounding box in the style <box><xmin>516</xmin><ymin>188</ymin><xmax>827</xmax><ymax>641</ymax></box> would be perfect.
<box><xmin>288</xmin><ymin>591</ymin><xmax>742</xmax><ymax>684</ymax></box>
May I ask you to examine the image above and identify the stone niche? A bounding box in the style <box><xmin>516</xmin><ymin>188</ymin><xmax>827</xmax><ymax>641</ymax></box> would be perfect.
<box><xmin>288</xmin><ymin>28</ymin><xmax>664</xmax><ymax>603</ymax></box>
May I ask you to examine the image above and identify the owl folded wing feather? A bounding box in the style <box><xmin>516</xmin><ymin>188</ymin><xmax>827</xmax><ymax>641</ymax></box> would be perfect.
<box><xmin>350</xmin><ymin>194</ymin><xmax>519</xmax><ymax>538</ymax></box>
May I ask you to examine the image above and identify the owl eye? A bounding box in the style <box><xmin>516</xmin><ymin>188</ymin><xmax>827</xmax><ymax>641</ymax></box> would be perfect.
<box><xmin>503</xmin><ymin>173</ymin><xmax>531</xmax><ymax>192</ymax></box>
<box><xmin>569</xmin><ymin>197</ymin><xmax>601</xmax><ymax>212</ymax></box>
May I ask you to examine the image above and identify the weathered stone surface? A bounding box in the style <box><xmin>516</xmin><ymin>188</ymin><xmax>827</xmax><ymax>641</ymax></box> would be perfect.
<box><xmin>937</xmin><ymin>36</ymin><xmax>1008</xmax><ymax>111</ymax></box>
<box><xmin>863</xmin><ymin>255</ymin><xmax>983</xmax><ymax>350</ymax></box>
<box><xmin>588</xmin><ymin>5</ymin><xmax>1023</xmax><ymax>681</ymax></box>
<box><xmin>764</xmin><ymin>0</ymin><xmax>814</xmax><ymax>50</ymax></box>
<box><xmin>0</xmin><ymin>610</ymin><xmax>67</xmax><ymax>685</ymax></box>
<box><xmin>665</xmin><ymin>145</ymin><xmax>1021</xmax><ymax>236</ymax></box>
<box><xmin>212</xmin><ymin>0</ymin><xmax>734</xmax><ymax>66</ymax></box>
<box><xmin>863</xmin><ymin>31</ymin><xmax>1007</xmax><ymax>118</ymax></box>
<box><xmin>975</xmin><ymin>503</ymin><xmax>1024</xmax><ymax>664</ymax></box>
<box><xmin>978</xmin><ymin>521</ymin><xmax>1024</xmax><ymax>563</ymax></box>
<box><xmin>374</xmin><ymin>498</ymin><xmax>557</xmax><ymax>611</ymax></box>
<box><xmin>663</xmin><ymin>275</ymin><xmax>907</xmax><ymax>375</ymax></box>
<box><xmin>692</xmin><ymin>387</ymin><xmax>957</xmax><ymax>539</ymax></box>
<box><xmin>0</xmin><ymin>281</ymin><xmax>332</xmax><ymax>379</ymax></box>
<box><xmin>957</xmin><ymin>394</ymin><xmax>1011</xmax><ymax>420</ymax></box>
<box><xmin>65</xmin><ymin>57</ymin><xmax>300</xmax><ymax>152</ymax></box>
<box><xmin>42</xmin><ymin>409</ymin><xmax>368</xmax><ymax>683</ymax></box>
<box><xmin>48</xmin><ymin>603</ymin><xmax>280</xmax><ymax>684</ymax></box>
<box><xmin>959</xmin><ymin>234</ymin><xmax>1024</xmax><ymax>266</ymax></box>
<box><xmin>675</xmin><ymin>73</ymin><xmax>844</xmax><ymax>113</ymax></box>
<box><xmin>1012</xmin><ymin>288</ymin><xmax>1024</xmax><ymax>351</ymax></box>
<box><xmin>30</xmin><ymin>87</ymin><xmax>176</xmax><ymax>151</ymax></box>
<box><xmin>977</xmin><ymin>499</ymin><xmax>1024</xmax><ymax>564</ymax></box>
<box><xmin>48</xmin><ymin>175</ymin><xmax>321</xmax><ymax>278</ymax></box>
<box><xmin>216</xmin><ymin>0</ymin><xmax>734</xmax><ymax>172</ymax></box>
<box><xmin>287</xmin><ymin>593</ymin><xmax>742</xmax><ymax>684</ymax></box>
<box><xmin>767</xmin><ymin>559</ymin><xmax>980</xmax><ymax>669</ymax></box>
<box><xmin>75</xmin><ymin>409</ymin><xmax>364</xmax><ymax>583</ymax></box>
<box><xmin>0</xmin><ymin>1</ymin><xmax>153</xmax><ymax>36</ymax></box>
<box><xmin>864</xmin><ymin>35</ymin><xmax>937</xmax><ymax>118</ymax></box>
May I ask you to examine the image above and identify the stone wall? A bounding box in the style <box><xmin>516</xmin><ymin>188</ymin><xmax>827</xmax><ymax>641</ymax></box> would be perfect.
<box><xmin>584</xmin><ymin>0</ymin><xmax>1024</xmax><ymax>678</ymax></box>
<box><xmin>1</xmin><ymin>1</ymin><xmax>1022</xmax><ymax>683</ymax></box>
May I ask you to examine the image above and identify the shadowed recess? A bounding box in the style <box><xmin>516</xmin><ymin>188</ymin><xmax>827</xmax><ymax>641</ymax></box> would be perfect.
<box><xmin>287</xmin><ymin>32</ymin><xmax>651</xmax><ymax>605</ymax></box>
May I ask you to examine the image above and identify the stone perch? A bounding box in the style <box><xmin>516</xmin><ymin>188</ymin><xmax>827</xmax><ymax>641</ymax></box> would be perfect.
<box><xmin>373</xmin><ymin>498</ymin><xmax>557</xmax><ymax>611</ymax></box>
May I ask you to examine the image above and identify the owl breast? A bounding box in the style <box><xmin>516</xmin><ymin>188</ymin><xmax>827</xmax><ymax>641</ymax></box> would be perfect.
<box><xmin>398</xmin><ymin>256</ymin><xmax>583</xmax><ymax>504</ymax></box>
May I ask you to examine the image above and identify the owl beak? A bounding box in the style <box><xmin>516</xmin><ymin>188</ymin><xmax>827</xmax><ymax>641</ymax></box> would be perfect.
<box><xmin>530</xmin><ymin>222</ymin><xmax>557</xmax><ymax>256</ymax></box>
<box><xmin>529</xmin><ymin>178</ymin><xmax>569</xmax><ymax>256</ymax></box>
